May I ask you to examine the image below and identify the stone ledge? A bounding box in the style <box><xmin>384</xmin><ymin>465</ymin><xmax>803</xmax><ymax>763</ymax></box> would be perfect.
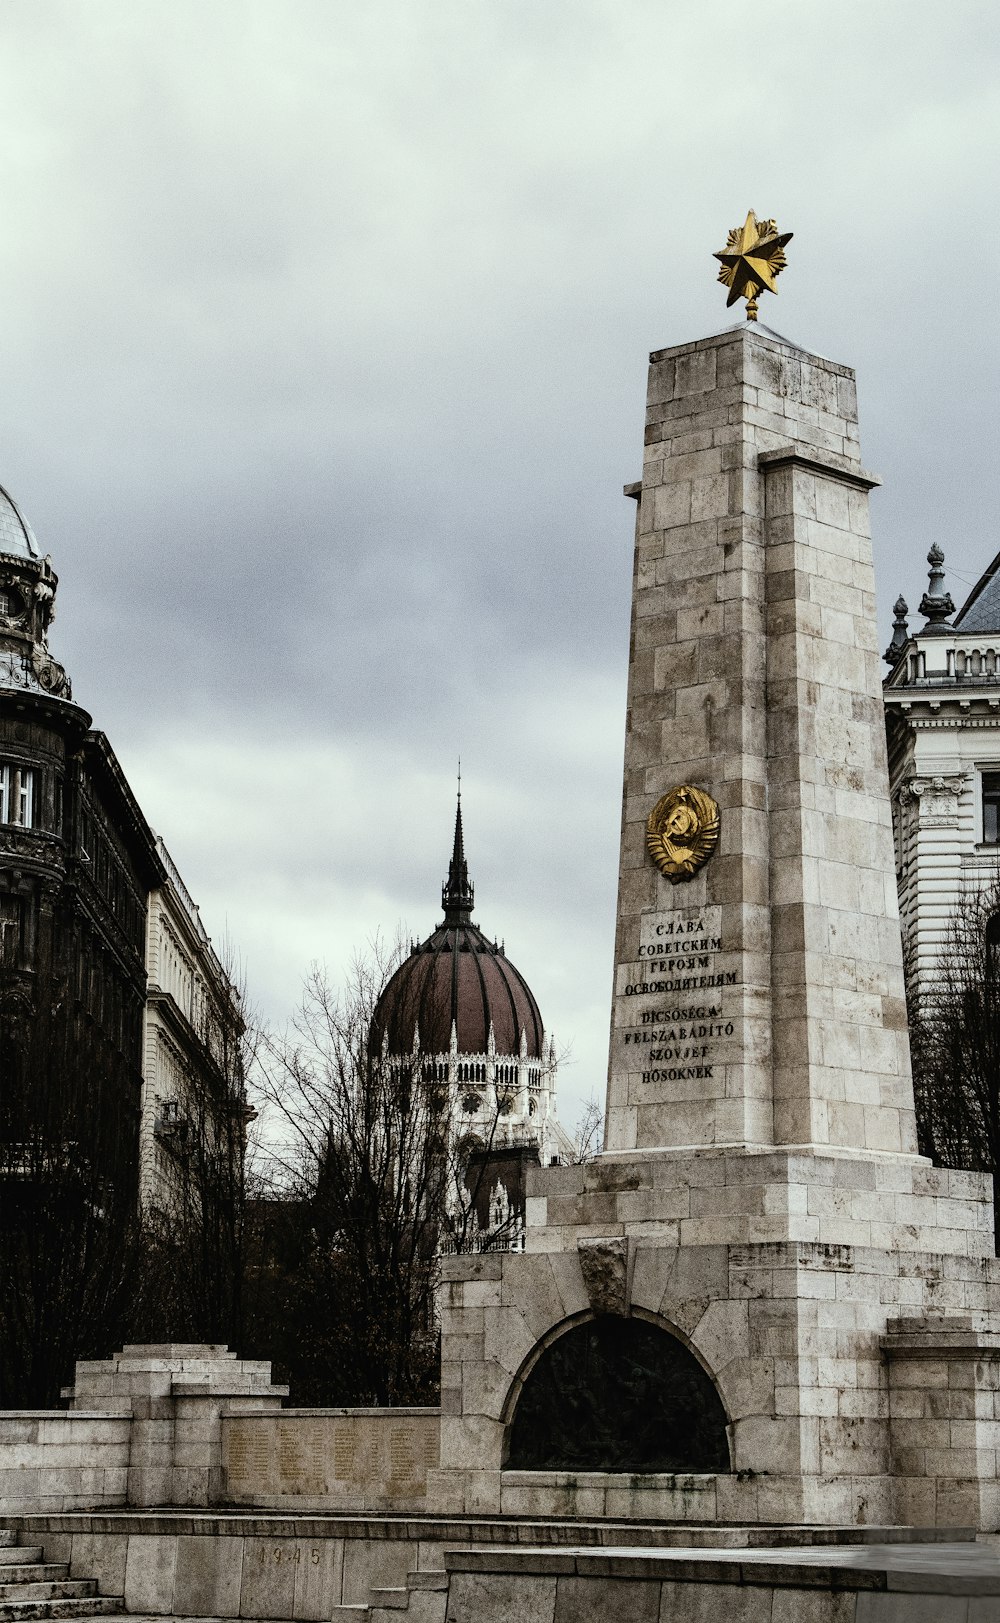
<box><xmin>647</xmin><ymin>326</ymin><xmax>856</xmax><ymax>376</ymax></box>
<box><xmin>0</xmin><ymin>1412</ymin><xmax>129</xmax><ymax>1422</ymax></box>
<box><xmin>883</xmin><ymin>1321</ymin><xmax>1000</xmax><ymax>1358</ymax></box>
<box><xmin>224</xmin><ymin>1408</ymin><xmax>441</xmax><ymax>1419</ymax></box>
<box><xmin>6</xmin><ymin>1512</ymin><xmax>971</xmax><ymax>1546</ymax></box>
<box><xmin>757</xmin><ymin>444</ymin><xmax>880</xmax><ymax>491</ymax></box>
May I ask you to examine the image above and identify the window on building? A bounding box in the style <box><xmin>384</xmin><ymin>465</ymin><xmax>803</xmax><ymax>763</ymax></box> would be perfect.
<box><xmin>987</xmin><ymin>914</ymin><xmax>1000</xmax><ymax>986</ymax></box>
<box><xmin>0</xmin><ymin>764</ymin><xmax>35</xmax><ymax>828</ymax></box>
<box><xmin>984</xmin><ymin>773</ymin><xmax>1000</xmax><ymax>844</ymax></box>
<box><xmin>0</xmin><ymin>896</ymin><xmax>22</xmax><ymax>966</ymax></box>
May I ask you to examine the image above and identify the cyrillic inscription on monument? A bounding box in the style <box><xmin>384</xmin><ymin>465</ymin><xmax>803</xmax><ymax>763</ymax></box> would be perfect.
<box><xmin>620</xmin><ymin>906</ymin><xmax>734</xmax><ymax>1083</ymax></box>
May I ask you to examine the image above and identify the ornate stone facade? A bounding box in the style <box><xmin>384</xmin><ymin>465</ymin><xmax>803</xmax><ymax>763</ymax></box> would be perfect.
<box><xmin>0</xmin><ymin>487</ymin><xmax>154</xmax><ymax>1197</ymax></box>
<box><xmin>141</xmin><ymin>836</ymin><xmax>251</xmax><ymax>1213</ymax></box>
<box><xmin>0</xmin><ymin>477</ymin><xmax>243</xmax><ymax>1213</ymax></box>
<box><xmin>884</xmin><ymin>546</ymin><xmax>1000</xmax><ymax>1001</ymax></box>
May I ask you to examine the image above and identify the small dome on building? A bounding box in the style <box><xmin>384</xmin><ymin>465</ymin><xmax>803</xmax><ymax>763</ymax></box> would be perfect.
<box><xmin>0</xmin><ymin>479</ymin><xmax>72</xmax><ymax>703</ymax></box>
<box><xmin>372</xmin><ymin>796</ymin><xmax>545</xmax><ymax>1060</ymax></box>
<box><xmin>0</xmin><ymin>484</ymin><xmax>40</xmax><ymax>561</ymax></box>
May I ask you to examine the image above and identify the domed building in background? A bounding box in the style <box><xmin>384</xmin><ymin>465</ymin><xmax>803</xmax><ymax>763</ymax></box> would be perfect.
<box><xmin>371</xmin><ymin>793</ymin><xmax>573</xmax><ymax>1247</ymax></box>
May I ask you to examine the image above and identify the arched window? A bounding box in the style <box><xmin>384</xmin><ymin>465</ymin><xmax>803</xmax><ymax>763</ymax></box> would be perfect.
<box><xmin>506</xmin><ymin>1315</ymin><xmax>729</xmax><ymax>1473</ymax></box>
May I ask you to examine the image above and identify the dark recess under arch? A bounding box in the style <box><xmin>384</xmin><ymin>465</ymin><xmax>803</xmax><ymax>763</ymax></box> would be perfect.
<box><xmin>506</xmin><ymin>1315</ymin><xmax>730</xmax><ymax>1473</ymax></box>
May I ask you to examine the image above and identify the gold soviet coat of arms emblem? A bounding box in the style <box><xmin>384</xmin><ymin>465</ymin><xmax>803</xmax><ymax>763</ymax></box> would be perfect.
<box><xmin>646</xmin><ymin>786</ymin><xmax>720</xmax><ymax>883</ymax></box>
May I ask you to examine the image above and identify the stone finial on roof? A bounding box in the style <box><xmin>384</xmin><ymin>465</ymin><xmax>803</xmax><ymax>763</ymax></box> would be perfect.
<box><xmin>884</xmin><ymin>595</ymin><xmax>910</xmax><ymax>665</ymax></box>
<box><xmin>918</xmin><ymin>544</ymin><xmax>955</xmax><ymax>631</ymax></box>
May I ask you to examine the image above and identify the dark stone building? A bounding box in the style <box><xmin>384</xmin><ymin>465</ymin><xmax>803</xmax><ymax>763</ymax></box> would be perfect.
<box><xmin>0</xmin><ymin>481</ymin><xmax>164</xmax><ymax>1202</ymax></box>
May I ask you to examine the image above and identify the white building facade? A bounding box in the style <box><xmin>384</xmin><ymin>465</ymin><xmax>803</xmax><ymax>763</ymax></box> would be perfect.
<box><xmin>140</xmin><ymin>835</ymin><xmax>249</xmax><ymax>1212</ymax></box>
<box><xmin>884</xmin><ymin>543</ymin><xmax>1000</xmax><ymax>996</ymax></box>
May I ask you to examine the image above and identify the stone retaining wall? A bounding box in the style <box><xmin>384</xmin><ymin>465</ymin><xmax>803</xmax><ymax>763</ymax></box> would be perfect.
<box><xmin>9</xmin><ymin>1513</ymin><xmax>965</xmax><ymax>1620</ymax></box>
<box><xmin>7</xmin><ymin>1515</ymin><xmax>988</xmax><ymax>1621</ymax></box>
<box><xmin>0</xmin><ymin>1411</ymin><xmax>129</xmax><ymax>1513</ymax></box>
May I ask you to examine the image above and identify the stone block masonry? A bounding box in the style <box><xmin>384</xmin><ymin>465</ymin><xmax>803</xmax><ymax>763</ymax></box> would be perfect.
<box><xmin>431</xmin><ymin>1155</ymin><xmax>1000</xmax><ymax>1525</ymax></box>
<box><xmin>8</xmin><ymin>1511</ymin><xmax>977</xmax><ymax>1620</ymax></box>
<box><xmin>443</xmin><ymin>1543</ymin><xmax>1000</xmax><ymax>1623</ymax></box>
<box><xmin>0</xmin><ymin>1345</ymin><xmax>286</xmax><ymax>1516</ymax></box>
<box><xmin>607</xmin><ymin>326</ymin><xmax>912</xmax><ymax>1158</ymax></box>
<box><xmin>435</xmin><ymin>322</ymin><xmax>1000</xmax><ymax>1530</ymax></box>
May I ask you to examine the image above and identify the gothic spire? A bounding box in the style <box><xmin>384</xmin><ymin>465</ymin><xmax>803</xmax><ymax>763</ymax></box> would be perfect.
<box><xmin>442</xmin><ymin>773</ymin><xmax>474</xmax><ymax>923</ymax></box>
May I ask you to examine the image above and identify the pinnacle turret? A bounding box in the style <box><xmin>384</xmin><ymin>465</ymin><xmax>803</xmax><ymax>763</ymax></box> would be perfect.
<box><xmin>442</xmin><ymin>788</ymin><xmax>474</xmax><ymax>923</ymax></box>
<box><xmin>918</xmin><ymin>544</ymin><xmax>955</xmax><ymax>632</ymax></box>
<box><xmin>884</xmin><ymin>594</ymin><xmax>909</xmax><ymax>665</ymax></box>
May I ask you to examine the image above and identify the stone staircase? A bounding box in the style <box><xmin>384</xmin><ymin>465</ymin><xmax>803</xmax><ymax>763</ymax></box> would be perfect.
<box><xmin>0</xmin><ymin>1530</ymin><xmax>121</xmax><ymax>1620</ymax></box>
<box><xmin>332</xmin><ymin>1567</ymin><xmax>449</xmax><ymax>1623</ymax></box>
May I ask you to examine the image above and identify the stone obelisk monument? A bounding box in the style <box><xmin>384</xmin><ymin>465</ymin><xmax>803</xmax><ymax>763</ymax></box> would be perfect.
<box><xmin>606</xmin><ymin>317</ymin><xmax>913</xmax><ymax>1160</ymax></box>
<box><xmin>434</xmin><ymin>221</ymin><xmax>1000</xmax><ymax>1531</ymax></box>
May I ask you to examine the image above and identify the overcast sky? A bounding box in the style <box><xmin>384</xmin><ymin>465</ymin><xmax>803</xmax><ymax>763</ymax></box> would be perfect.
<box><xmin>0</xmin><ymin>1</ymin><xmax>996</xmax><ymax>1132</ymax></box>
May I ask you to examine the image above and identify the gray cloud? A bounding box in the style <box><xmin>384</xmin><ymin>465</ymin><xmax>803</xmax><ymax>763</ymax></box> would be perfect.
<box><xmin>0</xmin><ymin>0</ymin><xmax>996</xmax><ymax>1122</ymax></box>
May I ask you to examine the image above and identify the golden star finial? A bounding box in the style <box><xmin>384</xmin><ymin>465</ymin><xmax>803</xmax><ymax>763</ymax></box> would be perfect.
<box><xmin>713</xmin><ymin>210</ymin><xmax>793</xmax><ymax>321</ymax></box>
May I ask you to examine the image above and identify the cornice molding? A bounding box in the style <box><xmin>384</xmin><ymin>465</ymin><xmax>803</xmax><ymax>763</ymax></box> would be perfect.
<box><xmin>757</xmin><ymin>445</ymin><xmax>880</xmax><ymax>491</ymax></box>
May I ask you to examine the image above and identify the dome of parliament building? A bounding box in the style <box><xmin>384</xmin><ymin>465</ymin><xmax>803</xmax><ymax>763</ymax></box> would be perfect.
<box><xmin>371</xmin><ymin>797</ymin><xmax>557</xmax><ymax>1125</ymax></box>
<box><xmin>374</xmin><ymin>799</ymin><xmax>544</xmax><ymax>1062</ymax></box>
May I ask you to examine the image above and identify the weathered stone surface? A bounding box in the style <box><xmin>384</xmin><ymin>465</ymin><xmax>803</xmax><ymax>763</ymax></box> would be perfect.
<box><xmin>434</xmin><ymin>325</ymin><xmax>1000</xmax><ymax>1531</ymax></box>
<box><xmin>605</xmin><ymin>325</ymin><xmax>912</xmax><ymax>1158</ymax></box>
<box><xmin>223</xmin><ymin>1408</ymin><xmax>441</xmax><ymax>1513</ymax></box>
<box><xmin>576</xmin><ymin>1237</ymin><xmax>629</xmax><ymax>1316</ymax></box>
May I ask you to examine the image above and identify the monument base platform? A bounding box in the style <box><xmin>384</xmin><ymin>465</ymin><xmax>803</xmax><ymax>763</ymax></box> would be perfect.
<box><xmin>437</xmin><ymin>1148</ymin><xmax>1000</xmax><ymax>1528</ymax></box>
<box><xmin>5</xmin><ymin>1510</ymin><xmax>982</xmax><ymax>1621</ymax></box>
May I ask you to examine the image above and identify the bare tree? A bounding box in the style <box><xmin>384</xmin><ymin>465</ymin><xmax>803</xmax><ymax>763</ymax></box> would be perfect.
<box><xmin>571</xmin><ymin>1095</ymin><xmax>604</xmax><ymax>1164</ymax></box>
<box><xmin>132</xmin><ymin>958</ymin><xmax>259</xmax><ymax>1347</ymax></box>
<box><xmin>250</xmin><ymin>930</ymin><xmax>581</xmax><ymax>1401</ymax></box>
<box><xmin>907</xmin><ymin>873</ymin><xmax>1000</xmax><ymax>1253</ymax></box>
<box><xmin>251</xmin><ymin>948</ymin><xmax>446</xmax><ymax>1405</ymax></box>
<box><xmin>0</xmin><ymin>935</ymin><xmax>259</xmax><ymax>1402</ymax></box>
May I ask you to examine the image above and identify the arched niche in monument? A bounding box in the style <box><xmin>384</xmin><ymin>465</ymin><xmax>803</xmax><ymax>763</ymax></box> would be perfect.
<box><xmin>504</xmin><ymin>1312</ymin><xmax>730</xmax><ymax>1474</ymax></box>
